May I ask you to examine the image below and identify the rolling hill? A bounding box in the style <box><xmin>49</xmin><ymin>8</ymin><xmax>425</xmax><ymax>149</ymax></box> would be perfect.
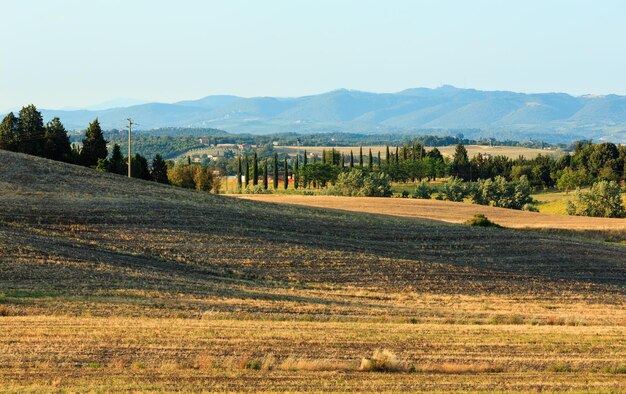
<box><xmin>1</xmin><ymin>151</ymin><xmax>625</xmax><ymax>391</ymax></box>
<box><xmin>14</xmin><ymin>86</ymin><xmax>626</xmax><ymax>143</ymax></box>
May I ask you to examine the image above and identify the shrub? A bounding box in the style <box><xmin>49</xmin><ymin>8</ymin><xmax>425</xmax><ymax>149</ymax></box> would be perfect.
<box><xmin>412</xmin><ymin>181</ymin><xmax>434</xmax><ymax>199</ymax></box>
<box><xmin>167</xmin><ymin>165</ymin><xmax>215</xmax><ymax>192</ymax></box>
<box><xmin>359</xmin><ymin>349</ymin><xmax>402</xmax><ymax>372</ymax></box>
<box><xmin>329</xmin><ymin>169</ymin><xmax>392</xmax><ymax>197</ymax></box>
<box><xmin>438</xmin><ymin>177</ymin><xmax>468</xmax><ymax>202</ymax></box>
<box><xmin>471</xmin><ymin>176</ymin><xmax>534</xmax><ymax>210</ymax></box>
<box><xmin>566</xmin><ymin>181</ymin><xmax>626</xmax><ymax>218</ymax></box>
<box><xmin>465</xmin><ymin>214</ymin><xmax>500</xmax><ymax>228</ymax></box>
<box><xmin>243</xmin><ymin>185</ymin><xmax>272</xmax><ymax>194</ymax></box>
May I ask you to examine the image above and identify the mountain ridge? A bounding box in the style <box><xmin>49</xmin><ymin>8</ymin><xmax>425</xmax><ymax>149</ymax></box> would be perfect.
<box><xmin>5</xmin><ymin>86</ymin><xmax>626</xmax><ymax>143</ymax></box>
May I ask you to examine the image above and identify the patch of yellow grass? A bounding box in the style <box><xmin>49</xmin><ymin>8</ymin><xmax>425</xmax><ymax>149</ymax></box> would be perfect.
<box><xmin>417</xmin><ymin>362</ymin><xmax>504</xmax><ymax>374</ymax></box>
<box><xmin>279</xmin><ymin>356</ymin><xmax>353</xmax><ymax>371</ymax></box>
<box><xmin>359</xmin><ymin>349</ymin><xmax>402</xmax><ymax>372</ymax></box>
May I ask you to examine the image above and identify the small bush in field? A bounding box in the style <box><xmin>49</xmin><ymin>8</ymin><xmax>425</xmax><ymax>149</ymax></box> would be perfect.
<box><xmin>359</xmin><ymin>349</ymin><xmax>402</xmax><ymax>372</ymax></box>
<box><xmin>465</xmin><ymin>214</ymin><xmax>501</xmax><ymax>228</ymax></box>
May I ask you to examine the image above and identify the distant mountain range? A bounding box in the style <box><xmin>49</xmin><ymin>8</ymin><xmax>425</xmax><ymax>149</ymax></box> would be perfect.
<box><xmin>11</xmin><ymin>86</ymin><xmax>626</xmax><ymax>143</ymax></box>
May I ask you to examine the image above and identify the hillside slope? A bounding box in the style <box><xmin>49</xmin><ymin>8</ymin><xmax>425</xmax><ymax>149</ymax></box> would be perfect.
<box><xmin>1</xmin><ymin>151</ymin><xmax>625</xmax><ymax>392</ymax></box>
<box><xmin>1</xmin><ymin>150</ymin><xmax>625</xmax><ymax>313</ymax></box>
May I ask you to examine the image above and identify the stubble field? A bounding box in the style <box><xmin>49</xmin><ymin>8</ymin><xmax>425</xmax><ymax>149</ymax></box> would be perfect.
<box><xmin>0</xmin><ymin>150</ymin><xmax>625</xmax><ymax>392</ymax></box>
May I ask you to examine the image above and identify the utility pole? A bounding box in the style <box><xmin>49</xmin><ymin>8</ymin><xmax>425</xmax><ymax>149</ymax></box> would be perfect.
<box><xmin>126</xmin><ymin>118</ymin><xmax>137</xmax><ymax>178</ymax></box>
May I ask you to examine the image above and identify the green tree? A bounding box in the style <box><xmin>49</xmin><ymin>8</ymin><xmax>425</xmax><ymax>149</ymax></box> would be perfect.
<box><xmin>244</xmin><ymin>156</ymin><xmax>250</xmax><ymax>188</ymax></box>
<box><xmin>439</xmin><ymin>177</ymin><xmax>468</xmax><ymax>202</ymax></box>
<box><xmin>450</xmin><ymin>142</ymin><xmax>470</xmax><ymax>180</ymax></box>
<box><xmin>252</xmin><ymin>152</ymin><xmax>259</xmax><ymax>186</ymax></box>
<box><xmin>0</xmin><ymin>112</ymin><xmax>18</xmax><ymax>151</ymax></box>
<box><xmin>107</xmin><ymin>144</ymin><xmax>127</xmax><ymax>175</ymax></box>
<box><xmin>284</xmin><ymin>156</ymin><xmax>288</xmax><ymax>189</ymax></box>
<box><xmin>80</xmin><ymin>119</ymin><xmax>108</xmax><ymax>167</ymax></box>
<box><xmin>151</xmin><ymin>154</ymin><xmax>169</xmax><ymax>184</ymax></box>
<box><xmin>273</xmin><ymin>153</ymin><xmax>279</xmax><ymax>189</ymax></box>
<box><xmin>329</xmin><ymin>169</ymin><xmax>391</xmax><ymax>197</ymax></box>
<box><xmin>294</xmin><ymin>155</ymin><xmax>299</xmax><ymax>189</ymax></box>
<box><xmin>263</xmin><ymin>160</ymin><xmax>269</xmax><ymax>190</ymax></box>
<box><xmin>16</xmin><ymin>105</ymin><xmax>45</xmax><ymax>156</ymax></box>
<box><xmin>237</xmin><ymin>156</ymin><xmax>242</xmax><ymax>190</ymax></box>
<box><xmin>131</xmin><ymin>153</ymin><xmax>151</xmax><ymax>180</ymax></box>
<box><xmin>349</xmin><ymin>150</ymin><xmax>354</xmax><ymax>168</ymax></box>
<box><xmin>359</xmin><ymin>146</ymin><xmax>364</xmax><ymax>167</ymax></box>
<box><xmin>43</xmin><ymin>117</ymin><xmax>71</xmax><ymax>162</ymax></box>
<box><xmin>368</xmin><ymin>149</ymin><xmax>373</xmax><ymax>170</ymax></box>
<box><xmin>566</xmin><ymin>181</ymin><xmax>625</xmax><ymax>218</ymax></box>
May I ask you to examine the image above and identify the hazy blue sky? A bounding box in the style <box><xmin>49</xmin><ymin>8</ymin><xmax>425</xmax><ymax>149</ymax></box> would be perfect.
<box><xmin>2</xmin><ymin>0</ymin><xmax>625</xmax><ymax>110</ymax></box>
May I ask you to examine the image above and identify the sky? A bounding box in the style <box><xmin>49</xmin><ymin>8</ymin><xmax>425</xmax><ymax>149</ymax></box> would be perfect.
<box><xmin>1</xmin><ymin>0</ymin><xmax>625</xmax><ymax>110</ymax></box>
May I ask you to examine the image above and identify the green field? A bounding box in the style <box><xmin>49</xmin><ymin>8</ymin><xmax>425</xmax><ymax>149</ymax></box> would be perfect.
<box><xmin>1</xmin><ymin>150</ymin><xmax>625</xmax><ymax>392</ymax></box>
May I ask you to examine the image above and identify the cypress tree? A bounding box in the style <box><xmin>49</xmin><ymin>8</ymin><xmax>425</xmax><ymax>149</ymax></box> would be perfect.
<box><xmin>244</xmin><ymin>156</ymin><xmax>250</xmax><ymax>188</ymax></box>
<box><xmin>273</xmin><ymin>153</ymin><xmax>279</xmax><ymax>189</ymax></box>
<box><xmin>403</xmin><ymin>144</ymin><xmax>408</xmax><ymax>161</ymax></box>
<box><xmin>237</xmin><ymin>156</ymin><xmax>242</xmax><ymax>190</ymax></box>
<box><xmin>44</xmin><ymin>117</ymin><xmax>71</xmax><ymax>162</ymax></box>
<box><xmin>303</xmin><ymin>149</ymin><xmax>308</xmax><ymax>165</ymax></box>
<box><xmin>386</xmin><ymin>146</ymin><xmax>390</xmax><ymax>165</ymax></box>
<box><xmin>322</xmin><ymin>149</ymin><xmax>326</xmax><ymax>164</ymax></box>
<box><xmin>108</xmin><ymin>144</ymin><xmax>126</xmax><ymax>175</ymax></box>
<box><xmin>359</xmin><ymin>146</ymin><xmax>363</xmax><ymax>167</ymax></box>
<box><xmin>252</xmin><ymin>151</ymin><xmax>259</xmax><ymax>185</ymax></box>
<box><xmin>151</xmin><ymin>154</ymin><xmax>169</xmax><ymax>183</ymax></box>
<box><xmin>0</xmin><ymin>112</ymin><xmax>18</xmax><ymax>151</ymax></box>
<box><xmin>80</xmin><ymin>118</ymin><xmax>108</xmax><ymax>167</ymax></box>
<box><xmin>284</xmin><ymin>157</ymin><xmax>288</xmax><ymax>190</ymax></box>
<box><xmin>377</xmin><ymin>151</ymin><xmax>381</xmax><ymax>169</ymax></box>
<box><xmin>131</xmin><ymin>153</ymin><xmax>152</xmax><ymax>180</ymax></box>
<box><xmin>350</xmin><ymin>150</ymin><xmax>354</xmax><ymax>168</ymax></box>
<box><xmin>16</xmin><ymin>104</ymin><xmax>45</xmax><ymax>156</ymax></box>
<box><xmin>263</xmin><ymin>160</ymin><xmax>268</xmax><ymax>190</ymax></box>
<box><xmin>395</xmin><ymin>146</ymin><xmax>400</xmax><ymax>164</ymax></box>
<box><xmin>368</xmin><ymin>149</ymin><xmax>373</xmax><ymax>170</ymax></box>
<box><xmin>340</xmin><ymin>153</ymin><xmax>345</xmax><ymax>169</ymax></box>
<box><xmin>294</xmin><ymin>155</ymin><xmax>299</xmax><ymax>189</ymax></box>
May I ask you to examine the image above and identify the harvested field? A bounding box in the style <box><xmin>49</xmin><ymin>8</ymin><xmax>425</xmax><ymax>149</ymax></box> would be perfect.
<box><xmin>274</xmin><ymin>144</ymin><xmax>558</xmax><ymax>160</ymax></box>
<box><xmin>1</xmin><ymin>150</ymin><xmax>625</xmax><ymax>392</ymax></box>
<box><xmin>237</xmin><ymin>194</ymin><xmax>626</xmax><ymax>231</ymax></box>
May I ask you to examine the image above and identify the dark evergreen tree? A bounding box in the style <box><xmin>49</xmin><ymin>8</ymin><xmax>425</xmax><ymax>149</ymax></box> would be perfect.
<box><xmin>131</xmin><ymin>153</ymin><xmax>151</xmax><ymax>180</ymax></box>
<box><xmin>252</xmin><ymin>152</ymin><xmax>259</xmax><ymax>185</ymax></box>
<box><xmin>294</xmin><ymin>155</ymin><xmax>299</xmax><ymax>189</ymax></box>
<box><xmin>303</xmin><ymin>149</ymin><xmax>308</xmax><ymax>166</ymax></box>
<box><xmin>368</xmin><ymin>149</ymin><xmax>373</xmax><ymax>170</ymax></box>
<box><xmin>244</xmin><ymin>156</ymin><xmax>250</xmax><ymax>188</ymax></box>
<box><xmin>16</xmin><ymin>105</ymin><xmax>45</xmax><ymax>156</ymax></box>
<box><xmin>273</xmin><ymin>153</ymin><xmax>279</xmax><ymax>189</ymax></box>
<box><xmin>395</xmin><ymin>146</ymin><xmax>400</xmax><ymax>164</ymax></box>
<box><xmin>107</xmin><ymin>144</ymin><xmax>127</xmax><ymax>175</ymax></box>
<box><xmin>0</xmin><ymin>112</ymin><xmax>18</xmax><ymax>151</ymax></box>
<box><xmin>237</xmin><ymin>156</ymin><xmax>242</xmax><ymax>190</ymax></box>
<box><xmin>284</xmin><ymin>157</ymin><xmax>288</xmax><ymax>189</ymax></box>
<box><xmin>451</xmin><ymin>142</ymin><xmax>470</xmax><ymax>180</ymax></box>
<box><xmin>386</xmin><ymin>146</ymin><xmax>390</xmax><ymax>165</ymax></box>
<box><xmin>43</xmin><ymin>117</ymin><xmax>71</xmax><ymax>162</ymax></box>
<box><xmin>350</xmin><ymin>150</ymin><xmax>354</xmax><ymax>168</ymax></box>
<box><xmin>80</xmin><ymin>119</ymin><xmax>108</xmax><ymax>167</ymax></box>
<box><xmin>263</xmin><ymin>160</ymin><xmax>269</xmax><ymax>190</ymax></box>
<box><xmin>151</xmin><ymin>154</ymin><xmax>169</xmax><ymax>183</ymax></box>
<box><xmin>359</xmin><ymin>146</ymin><xmax>364</xmax><ymax>167</ymax></box>
<box><xmin>322</xmin><ymin>149</ymin><xmax>326</xmax><ymax>164</ymax></box>
<box><xmin>340</xmin><ymin>153</ymin><xmax>345</xmax><ymax>169</ymax></box>
<box><xmin>377</xmin><ymin>151</ymin><xmax>381</xmax><ymax>169</ymax></box>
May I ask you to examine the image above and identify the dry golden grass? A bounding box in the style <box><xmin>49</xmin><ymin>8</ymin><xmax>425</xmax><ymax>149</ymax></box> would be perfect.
<box><xmin>275</xmin><ymin>144</ymin><xmax>555</xmax><ymax>160</ymax></box>
<box><xmin>237</xmin><ymin>194</ymin><xmax>626</xmax><ymax>230</ymax></box>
